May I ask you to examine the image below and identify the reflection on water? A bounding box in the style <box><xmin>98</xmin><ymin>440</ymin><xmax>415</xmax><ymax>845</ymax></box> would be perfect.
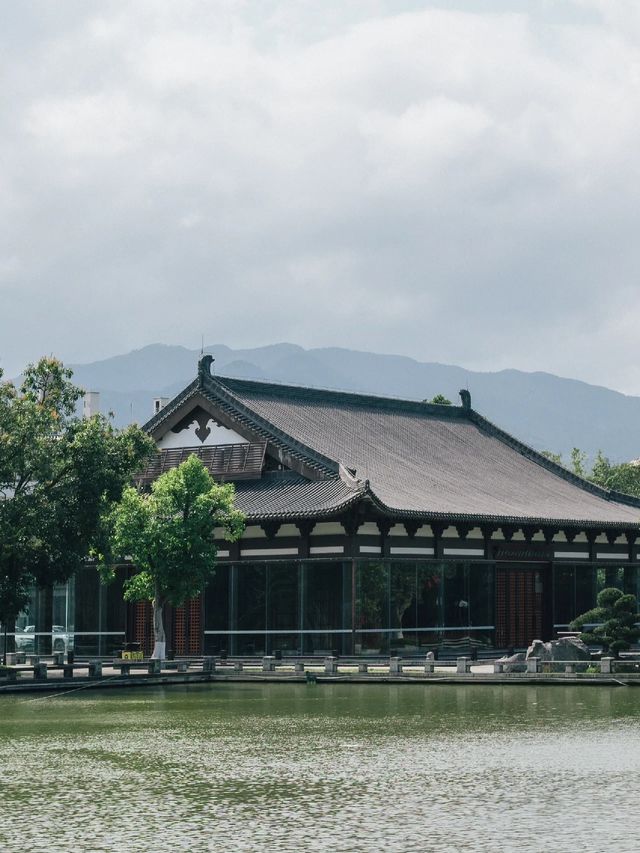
<box><xmin>1</xmin><ymin>684</ymin><xmax>639</xmax><ymax>852</ymax></box>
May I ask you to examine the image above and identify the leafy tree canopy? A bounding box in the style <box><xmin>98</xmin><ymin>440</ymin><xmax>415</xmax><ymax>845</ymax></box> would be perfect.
<box><xmin>570</xmin><ymin>587</ymin><xmax>640</xmax><ymax>656</ymax></box>
<box><xmin>540</xmin><ymin>447</ymin><xmax>640</xmax><ymax>498</ymax></box>
<box><xmin>424</xmin><ymin>394</ymin><xmax>452</xmax><ymax>405</ymax></box>
<box><xmin>0</xmin><ymin>357</ymin><xmax>154</xmax><ymax>622</ymax></box>
<box><xmin>101</xmin><ymin>454</ymin><xmax>245</xmax><ymax>657</ymax></box>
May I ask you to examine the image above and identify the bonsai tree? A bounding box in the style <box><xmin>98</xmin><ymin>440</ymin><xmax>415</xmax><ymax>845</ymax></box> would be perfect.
<box><xmin>570</xmin><ymin>587</ymin><xmax>640</xmax><ymax>657</ymax></box>
<box><xmin>102</xmin><ymin>454</ymin><xmax>244</xmax><ymax>659</ymax></box>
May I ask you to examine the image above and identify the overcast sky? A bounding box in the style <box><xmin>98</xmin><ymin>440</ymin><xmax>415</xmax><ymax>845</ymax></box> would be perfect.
<box><xmin>3</xmin><ymin>1</ymin><xmax>640</xmax><ymax>392</ymax></box>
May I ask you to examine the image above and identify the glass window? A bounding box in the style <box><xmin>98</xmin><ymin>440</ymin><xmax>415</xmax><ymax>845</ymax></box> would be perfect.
<box><xmin>356</xmin><ymin>561</ymin><xmax>388</xmax><ymax>631</ymax></box>
<box><xmin>624</xmin><ymin>566</ymin><xmax>639</xmax><ymax>597</ymax></box>
<box><xmin>390</xmin><ymin>562</ymin><xmax>417</xmax><ymax>631</ymax></box>
<box><xmin>416</xmin><ymin>563</ymin><xmax>442</xmax><ymax>628</ymax></box>
<box><xmin>575</xmin><ymin>565</ymin><xmax>596</xmax><ymax>618</ymax></box>
<box><xmin>105</xmin><ymin>567</ymin><xmax>127</xmax><ymax>634</ymax></box>
<box><xmin>468</xmin><ymin>563</ymin><xmax>494</xmax><ymax>627</ymax></box>
<box><xmin>204</xmin><ymin>565</ymin><xmax>230</xmax><ymax>631</ymax></box>
<box><xmin>304</xmin><ymin>562</ymin><xmax>344</xmax><ymax>631</ymax></box>
<box><xmin>443</xmin><ymin>563</ymin><xmax>468</xmax><ymax>627</ymax></box>
<box><xmin>268</xmin><ymin>563</ymin><xmax>299</xmax><ymax>632</ymax></box>
<box><xmin>554</xmin><ymin>564</ymin><xmax>574</xmax><ymax>625</ymax></box>
<box><xmin>236</xmin><ymin>564</ymin><xmax>266</xmax><ymax>632</ymax></box>
<box><xmin>75</xmin><ymin>569</ymin><xmax>101</xmax><ymax>633</ymax></box>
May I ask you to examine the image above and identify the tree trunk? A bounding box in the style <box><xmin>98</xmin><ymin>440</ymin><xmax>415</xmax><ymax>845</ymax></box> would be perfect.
<box><xmin>151</xmin><ymin>585</ymin><xmax>166</xmax><ymax>659</ymax></box>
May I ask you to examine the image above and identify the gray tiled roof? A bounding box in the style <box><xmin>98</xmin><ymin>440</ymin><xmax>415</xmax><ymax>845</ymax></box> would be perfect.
<box><xmin>233</xmin><ymin>472</ymin><xmax>363</xmax><ymax>519</ymax></box>
<box><xmin>208</xmin><ymin>376</ymin><xmax>640</xmax><ymax>527</ymax></box>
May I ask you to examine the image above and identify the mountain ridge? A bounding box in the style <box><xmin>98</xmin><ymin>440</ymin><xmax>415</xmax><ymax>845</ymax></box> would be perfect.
<box><xmin>61</xmin><ymin>342</ymin><xmax>640</xmax><ymax>462</ymax></box>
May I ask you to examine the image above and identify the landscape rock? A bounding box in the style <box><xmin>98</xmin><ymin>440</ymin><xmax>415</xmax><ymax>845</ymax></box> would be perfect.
<box><xmin>526</xmin><ymin>637</ymin><xmax>591</xmax><ymax>672</ymax></box>
<box><xmin>496</xmin><ymin>652</ymin><xmax>526</xmax><ymax>673</ymax></box>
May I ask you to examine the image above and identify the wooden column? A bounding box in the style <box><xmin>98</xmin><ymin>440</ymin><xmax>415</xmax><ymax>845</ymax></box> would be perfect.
<box><xmin>377</xmin><ymin>519</ymin><xmax>392</xmax><ymax>558</ymax></box>
<box><xmin>431</xmin><ymin>522</ymin><xmax>446</xmax><ymax>559</ymax></box>
<box><xmin>296</xmin><ymin>521</ymin><xmax>315</xmax><ymax>559</ymax></box>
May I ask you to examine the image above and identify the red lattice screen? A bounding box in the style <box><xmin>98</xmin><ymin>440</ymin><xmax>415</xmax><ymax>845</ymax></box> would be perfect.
<box><xmin>496</xmin><ymin>568</ymin><xmax>543</xmax><ymax>649</ymax></box>
<box><xmin>172</xmin><ymin>596</ymin><xmax>203</xmax><ymax>656</ymax></box>
<box><xmin>133</xmin><ymin>600</ymin><xmax>154</xmax><ymax>657</ymax></box>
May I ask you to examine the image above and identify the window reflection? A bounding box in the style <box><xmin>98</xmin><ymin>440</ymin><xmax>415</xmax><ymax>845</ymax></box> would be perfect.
<box><xmin>553</xmin><ymin>564</ymin><xmax>639</xmax><ymax>628</ymax></box>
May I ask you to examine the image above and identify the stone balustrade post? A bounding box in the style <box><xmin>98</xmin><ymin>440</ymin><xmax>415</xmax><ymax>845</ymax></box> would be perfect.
<box><xmin>358</xmin><ymin>662</ymin><xmax>369</xmax><ymax>673</ymax></box>
<box><xmin>34</xmin><ymin>662</ymin><xmax>48</xmax><ymax>680</ymax></box>
<box><xmin>148</xmin><ymin>659</ymin><xmax>161</xmax><ymax>675</ymax></box>
<box><xmin>88</xmin><ymin>660</ymin><xmax>102</xmax><ymax>678</ymax></box>
<box><xmin>526</xmin><ymin>657</ymin><xmax>539</xmax><ymax>674</ymax></box>
<box><xmin>493</xmin><ymin>661</ymin><xmax>504</xmax><ymax>674</ymax></box>
<box><xmin>389</xmin><ymin>656</ymin><xmax>402</xmax><ymax>675</ymax></box>
<box><xmin>457</xmin><ymin>656</ymin><xmax>471</xmax><ymax>674</ymax></box>
<box><xmin>294</xmin><ymin>662</ymin><xmax>304</xmax><ymax>674</ymax></box>
<box><xmin>324</xmin><ymin>656</ymin><xmax>337</xmax><ymax>675</ymax></box>
<box><xmin>202</xmin><ymin>657</ymin><xmax>216</xmax><ymax>674</ymax></box>
<box><xmin>600</xmin><ymin>657</ymin><xmax>614</xmax><ymax>675</ymax></box>
<box><xmin>262</xmin><ymin>656</ymin><xmax>275</xmax><ymax>672</ymax></box>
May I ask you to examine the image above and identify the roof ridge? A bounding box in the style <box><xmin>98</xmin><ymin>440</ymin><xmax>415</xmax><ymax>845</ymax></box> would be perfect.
<box><xmin>200</xmin><ymin>373</ymin><xmax>340</xmax><ymax>477</ymax></box>
<box><xmin>214</xmin><ymin>374</ymin><xmax>467</xmax><ymax>417</ymax></box>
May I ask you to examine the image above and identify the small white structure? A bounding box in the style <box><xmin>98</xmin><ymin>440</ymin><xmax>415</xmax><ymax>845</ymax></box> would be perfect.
<box><xmin>153</xmin><ymin>397</ymin><xmax>170</xmax><ymax>416</ymax></box>
<box><xmin>83</xmin><ymin>391</ymin><xmax>100</xmax><ymax>418</ymax></box>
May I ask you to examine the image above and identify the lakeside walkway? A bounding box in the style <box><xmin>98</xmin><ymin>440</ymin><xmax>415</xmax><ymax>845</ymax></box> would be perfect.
<box><xmin>1</xmin><ymin>654</ymin><xmax>639</xmax><ymax>694</ymax></box>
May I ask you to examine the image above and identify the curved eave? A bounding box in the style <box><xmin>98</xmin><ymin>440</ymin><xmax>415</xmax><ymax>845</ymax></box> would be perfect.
<box><xmin>362</xmin><ymin>486</ymin><xmax>640</xmax><ymax>531</ymax></box>
<box><xmin>239</xmin><ymin>490</ymin><xmax>364</xmax><ymax>522</ymax></box>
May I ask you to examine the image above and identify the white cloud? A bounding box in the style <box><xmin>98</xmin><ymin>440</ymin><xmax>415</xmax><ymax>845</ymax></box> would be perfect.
<box><xmin>2</xmin><ymin>1</ymin><xmax>640</xmax><ymax>392</ymax></box>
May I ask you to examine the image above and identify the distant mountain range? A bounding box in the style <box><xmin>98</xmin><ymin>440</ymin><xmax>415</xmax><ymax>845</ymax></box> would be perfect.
<box><xmin>64</xmin><ymin>342</ymin><xmax>640</xmax><ymax>463</ymax></box>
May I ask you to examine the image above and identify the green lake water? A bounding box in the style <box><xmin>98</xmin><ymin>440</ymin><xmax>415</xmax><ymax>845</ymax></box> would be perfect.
<box><xmin>1</xmin><ymin>682</ymin><xmax>639</xmax><ymax>853</ymax></box>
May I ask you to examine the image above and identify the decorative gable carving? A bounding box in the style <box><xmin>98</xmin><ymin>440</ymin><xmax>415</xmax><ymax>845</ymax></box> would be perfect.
<box><xmin>157</xmin><ymin>405</ymin><xmax>248</xmax><ymax>449</ymax></box>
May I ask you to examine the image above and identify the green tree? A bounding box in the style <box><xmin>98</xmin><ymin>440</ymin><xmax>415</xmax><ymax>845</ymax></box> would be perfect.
<box><xmin>589</xmin><ymin>451</ymin><xmax>640</xmax><ymax>497</ymax></box>
<box><xmin>570</xmin><ymin>587</ymin><xmax>640</xmax><ymax>657</ymax></box>
<box><xmin>424</xmin><ymin>394</ymin><xmax>452</xmax><ymax>405</ymax></box>
<box><xmin>103</xmin><ymin>455</ymin><xmax>245</xmax><ymax>659</ymax></box>
<box><xmin>570</xmin><ymin>447</ymin><xmax>588</xmax><ymax>478</ymax></box>
<box><xmin>0</xmin><ymin>357</ymin><xmax>154</xmax><ymax>658</ymax></box>
<box><xmin>542</xmin><ymin>446</ymin><xmax>640</xmax><ymax>498</ymax></box>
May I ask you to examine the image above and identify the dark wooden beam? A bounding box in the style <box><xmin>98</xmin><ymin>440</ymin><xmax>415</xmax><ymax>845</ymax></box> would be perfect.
<box><xmin>455</xmin><ymin>523</ymin><xmax>472</xmax><ymax>540</ymax></box>
<box><xmin>481</xmin><ymin>524</ymin><xmax>497</xmax><ymax>560</ymax></box>
<box><xmin>585</xmin><ymin>529</ymin><xmax>597</xmax><ymax>561</ymax></box>
<box><xmin>431</xmin><ymin>522</ymin><xmax>447</xmax><ymax>559</ymax></box>
<box><xmin>377</xmin><ymin>519</ymin><xmax>392</xmax><ymax>558</ymax></box>
<box><xmin>296</xmin><ymin>520</ymin><xmax>316</xmax><ymax>559</ymax></box>
<box><xmin>625</xmin><ymin>530</ymin><xmax>637</xmax><ymax>561</ymax></box>
<box><xmin>261</xmin><ymin>521</ymin><xmax>281</xmax><ymax>540</ymax></box>
<box><xmin>501</xmin><ymin>524</ymin><xmax>519</xmax><ymax>543</ymax></box>
<box><xmin>404</xmin><ymin>520</ymin><xmax>420</xmax><ymax>539</ymax></box>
